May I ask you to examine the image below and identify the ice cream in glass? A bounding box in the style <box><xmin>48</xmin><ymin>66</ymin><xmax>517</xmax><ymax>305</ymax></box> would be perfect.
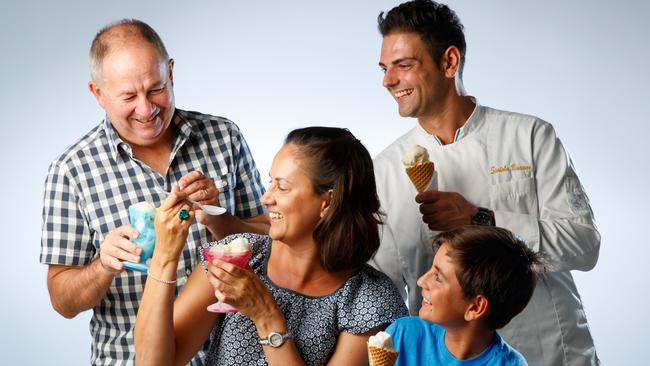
<box><xmin>123</xmin><ymin>202</ymin><xmax>156</xmax><ymax>273</ymax></box>
<box><xmin>201</xmin><ymin>236</ymin><xmax>253</xmax><ymax>313</ymax></box>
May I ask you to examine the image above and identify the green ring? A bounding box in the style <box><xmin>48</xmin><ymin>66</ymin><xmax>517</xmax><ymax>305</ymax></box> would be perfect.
<box><xmin>178</xmin><ymin>209</ymin><xmax>190</xmax><ymax>221</ymax></box>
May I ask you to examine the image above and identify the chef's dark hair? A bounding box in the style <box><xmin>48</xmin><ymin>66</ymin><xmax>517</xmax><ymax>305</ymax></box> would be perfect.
<box><xmin>378</xmin><ymin>0</ymin><xmax>467</xmax><ymax>78</ymax></box>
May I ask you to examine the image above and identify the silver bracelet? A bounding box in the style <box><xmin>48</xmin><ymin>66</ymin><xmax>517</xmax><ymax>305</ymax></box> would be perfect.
<box><xmin>147</xmin><ymin>271</ymin><xmax>177</xmax><ymax>285</ymax></box>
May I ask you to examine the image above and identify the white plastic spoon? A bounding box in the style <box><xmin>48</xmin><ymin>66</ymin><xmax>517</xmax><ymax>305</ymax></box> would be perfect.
<box><xmin>156</xmin><ymin>188</ymin><xmax>226</xmax><ymax>215</ymax></box>
<box><xmin>185</xmin><ymin>197</ymin><xmax>226</xmax><ymax>215</ymax></box>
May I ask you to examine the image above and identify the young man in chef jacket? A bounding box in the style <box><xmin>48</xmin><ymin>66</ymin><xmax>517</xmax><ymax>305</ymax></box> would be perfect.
<box><xmin>370</xmin><ymin>1</ymin><xmax>601</xmax><ymax>365</ymax></box>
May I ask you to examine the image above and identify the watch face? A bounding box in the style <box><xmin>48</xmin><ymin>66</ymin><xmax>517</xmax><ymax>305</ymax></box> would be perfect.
<box><xmin>472</xmin><ymin>209</ymin><xmax>494</xmax><ymax>226</ymax></box>
<box><xmin>474</xmin><ymin>212</ymin><xmax>490</xmax><ymax>225</ymax></box>
<box><xmin>269</xmin><ymin>332</ymin><xmax>283</xmax><ymax>347</ymax></box>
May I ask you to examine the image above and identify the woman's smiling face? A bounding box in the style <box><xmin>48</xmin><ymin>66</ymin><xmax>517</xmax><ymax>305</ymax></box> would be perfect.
<box><xmin>261</xmin><ymin>143</ymin><xmax>329</xmax><ymax>245</ymax></box>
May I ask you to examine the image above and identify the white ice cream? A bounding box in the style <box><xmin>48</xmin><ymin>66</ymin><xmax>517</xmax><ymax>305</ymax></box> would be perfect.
<box><xmin>368</xmin><ymin>331</ymin><xmax>394</xmax><ymax>351</ymax></box>
<box><xmin>210</xmin><ymin>236</ymin><xmax>251</xmax><ymax>254</ymax></box>
<box><xmin>401</xmin><ymin>144</ymin><xmax>430</xmax><ymax>168</ymax></box>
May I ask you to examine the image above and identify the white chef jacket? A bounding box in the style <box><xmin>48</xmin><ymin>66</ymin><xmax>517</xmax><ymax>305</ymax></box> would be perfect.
<box><xmin>371</xmin><ymin>101</ymin><xmax>600</xmax><ymax>366</ymax></box>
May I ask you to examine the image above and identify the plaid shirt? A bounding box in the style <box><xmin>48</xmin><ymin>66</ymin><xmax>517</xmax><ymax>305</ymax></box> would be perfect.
<box><xmin>40</xmin><ymin>109</ymin><xmax>266</xmax><ymax>365</ymax></box>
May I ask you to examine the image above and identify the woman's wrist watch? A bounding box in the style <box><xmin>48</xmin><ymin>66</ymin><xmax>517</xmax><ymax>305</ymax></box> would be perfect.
<box><xmin>259</xmin><ymin>331</ymin><xmax>292</xmax><ymax>348</ymax></box>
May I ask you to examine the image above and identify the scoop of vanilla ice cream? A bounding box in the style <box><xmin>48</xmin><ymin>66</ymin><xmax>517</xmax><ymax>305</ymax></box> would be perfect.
<box><xmin>210</xmin><ymin>236</ymin><xmax>251</xmax><ymax>253</ymax></box>
<box><xmin>228</xmin><ymin>237</ymin><xmax>251</xmax><ymax>252</ymax></box>
<box><xmin>401</xmin><ymin>144</ymin><xmax>430</xmax><ymax>167</ymax></box>
<box><xmin>368</xmin><ymin>331</ymin><xmax>394</xmax><ymax>351</ymax></box>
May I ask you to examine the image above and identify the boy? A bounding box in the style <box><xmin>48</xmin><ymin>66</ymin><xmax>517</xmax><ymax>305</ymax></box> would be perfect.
<box><xmin>386</xmin><ymin>226</ymin><xmax>543</xmax><ymax>365</ymax></box>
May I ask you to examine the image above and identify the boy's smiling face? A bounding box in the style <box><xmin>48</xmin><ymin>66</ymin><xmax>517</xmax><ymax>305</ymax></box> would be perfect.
<box><xmin>416</xmin><ymin>242</ymin><xmax>472</xmax><ymax>326</ymax></box>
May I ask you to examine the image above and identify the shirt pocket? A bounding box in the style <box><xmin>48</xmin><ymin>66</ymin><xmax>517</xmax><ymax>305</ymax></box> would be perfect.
<box><xmin>216</xmin><ymin>172</ymin><xmax>236</xmax><ymax>212</ymax></box>
<box><xmin>489</xmin><ymin>177</ymin><xmax>538</xmax><ymax>215</ymax></box>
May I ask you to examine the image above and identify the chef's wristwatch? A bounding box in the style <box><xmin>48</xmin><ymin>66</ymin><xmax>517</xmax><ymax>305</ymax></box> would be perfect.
<box><xmin>259</xmin><ymin>331</ymin><xmax>292</xmax><ymax>348</ymax></box>
<box><xmin>471</xmin><ymin>207</ymin><xmax>495</xmax><ymax>226</ymax></box>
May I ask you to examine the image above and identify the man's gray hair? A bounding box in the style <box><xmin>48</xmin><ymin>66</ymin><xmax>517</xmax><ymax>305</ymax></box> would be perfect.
<box><xmin>89</xmin><ymin>19</ymin><xmax>169</xmax><ymax>83</ymax></box>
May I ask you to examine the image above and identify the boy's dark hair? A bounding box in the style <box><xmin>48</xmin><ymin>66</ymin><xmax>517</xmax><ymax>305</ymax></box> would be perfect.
<box><xmin>433</xmin><ymin>226</ymin><xmax>544</xmax><ymax>330</ymax></box>
<box><xmin>285</xmin><ymin>127</ymin><xmax>382</xmax><ymax>272</ymax></box>
<box><xmin>378</xmin><ymin>0</ymin><xmax>467</xmax><ymax>78</ymax></box>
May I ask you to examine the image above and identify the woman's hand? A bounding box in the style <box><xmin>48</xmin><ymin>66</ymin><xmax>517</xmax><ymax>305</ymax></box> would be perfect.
<box><xmin>154</xmin><ymin>187</ymin><xmax>194</xmax><ymax>262</ymax></box>
<box><xmin>207</xmin><ymin>259</ymin><xmax>281</xmax><ymax>323</ymax></box>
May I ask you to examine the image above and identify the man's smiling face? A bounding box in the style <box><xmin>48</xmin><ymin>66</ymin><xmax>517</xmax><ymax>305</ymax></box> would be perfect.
<box><xmin>379</xmin><ymin>32</ymin><xmax>448</xmax><ymax>120</ymax></box>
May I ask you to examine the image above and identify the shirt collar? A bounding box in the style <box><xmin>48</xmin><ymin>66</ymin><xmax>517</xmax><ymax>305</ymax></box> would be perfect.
<box><xmin>172</xmin><ymin>110</ymin><xmax>198</xmax><ymax>141</ymax></box>
<box><xmin>102</xmin><ymin>117</ymin><xmax>127</xmax><ymax>161</ymax></box>
<box><xmin>417</xmin><ymin>97</ymin><xmax>484</xmax><ymax>146</ymax></box>
<box><xmin>170</xmin><ymin>110</ymin><xmax>197</xmax><ymax>159</ymax></box>
<box><xmin>102</xmin><ymin>109</ymin><xmax>198</xmax><ymax>161</ymax></box>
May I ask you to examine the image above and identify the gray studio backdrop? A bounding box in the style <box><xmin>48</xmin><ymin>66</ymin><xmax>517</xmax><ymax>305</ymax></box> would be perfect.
<box><xmin>1</xmin><ymin>0</ymin><xmax>647</xmax><ymax>364</ymax></box>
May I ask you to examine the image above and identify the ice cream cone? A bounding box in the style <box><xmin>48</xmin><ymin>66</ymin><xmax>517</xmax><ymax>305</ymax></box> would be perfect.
<box><xmin>406</xmin><ymin>161</ymin><xmax>434</xmax><ymax>192</ymax></box>
<box><xmin>368</xmin><ymin>345</ymin><xmax>398</xmax><ymax>366</ymax></box>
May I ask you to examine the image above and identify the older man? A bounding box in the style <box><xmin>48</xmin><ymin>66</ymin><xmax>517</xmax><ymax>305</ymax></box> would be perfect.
<box><xmin>371</xmin><ymin>1</ymin><xmax>600</xmax><ymax>365</ymax></box>
<box><xmin>40</xmin><ymin>19</ymin><xmax>269</xmax><ymax>364</ymax></box>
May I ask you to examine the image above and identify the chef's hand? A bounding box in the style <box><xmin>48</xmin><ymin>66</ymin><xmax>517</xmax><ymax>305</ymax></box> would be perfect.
<box><xmin>415</xmin><ymin>190</ymin><xmax>478</xmax><ymax>232</ymax></box>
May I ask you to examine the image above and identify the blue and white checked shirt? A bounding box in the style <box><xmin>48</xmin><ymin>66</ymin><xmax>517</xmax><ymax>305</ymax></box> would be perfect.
<box><xmin>40</xmin><ymin>109</ymin><xmax>267</xmax><ymax>365</ymax></box>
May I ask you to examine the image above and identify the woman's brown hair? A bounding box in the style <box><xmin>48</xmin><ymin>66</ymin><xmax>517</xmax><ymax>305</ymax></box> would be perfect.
<box><xmin>286</xmin><ymin>127</ymin><xmax>382</xmax><ymax>272</ymax></box>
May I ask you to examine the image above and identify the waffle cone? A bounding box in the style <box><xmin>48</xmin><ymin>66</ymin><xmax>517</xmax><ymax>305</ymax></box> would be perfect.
<box><xmin>368</xmin><ymin>346</ymin><xmax>398</xmax><ymax>366</ymax></box>
<box><xmin>405</xmin><ymin>161</ymin><xmax>434</xmax><ymax>192</ymax></box>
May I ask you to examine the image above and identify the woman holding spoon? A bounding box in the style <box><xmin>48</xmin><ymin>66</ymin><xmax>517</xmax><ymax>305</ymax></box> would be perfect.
<box><xmin>135</xmin><ymin>127</ymin><xmax>408</xmax><ymax>365</ymax></box>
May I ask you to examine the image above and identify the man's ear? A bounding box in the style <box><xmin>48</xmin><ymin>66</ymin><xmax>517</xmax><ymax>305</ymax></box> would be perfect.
<box><xmin>167</xmin><ymin>58</ymin><xmax>175</xmax><ymax>86</ymax></box>
<box><xmin>320</xmin><ymin>189</ymin><xmax>333</xmax><ymax>218</ymax></box>
<box><xmin>88</xmin><ymin>80</ymin><xmax>106</xmax><ymax>109</ymax></box>
<box><xmin>441</xmin><ymin>45</ymin><xmax>461</xmax><ymax>79</ymax></box>
<box><xmin>464</xmin><ymin>294</ymin><xmax>489</xmax><ymax>322</ymax></box>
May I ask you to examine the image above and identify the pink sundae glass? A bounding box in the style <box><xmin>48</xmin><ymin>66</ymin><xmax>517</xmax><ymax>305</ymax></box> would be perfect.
<box><xmin>201</xmin><ymin>237</ymin><xmax>252</xmax><ymax>313</ymax></box>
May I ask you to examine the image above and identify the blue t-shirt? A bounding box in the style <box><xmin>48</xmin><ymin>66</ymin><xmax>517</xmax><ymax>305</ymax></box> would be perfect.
<box><xmin>386</xmin><ymin>317</ymin><xmax>527</xmax><ymax>366</ymax></box>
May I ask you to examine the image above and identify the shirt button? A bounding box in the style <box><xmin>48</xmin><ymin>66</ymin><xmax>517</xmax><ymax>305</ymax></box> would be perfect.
<box><xmin>186</xmin><ymin>268</ymin><xmax>192</xmax><ymax>276</ymax></box>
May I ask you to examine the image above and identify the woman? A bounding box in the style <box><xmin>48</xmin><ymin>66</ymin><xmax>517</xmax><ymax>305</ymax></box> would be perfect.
<box><xmin>135</xmin><ymin>127</ymin><xmax>407</xmax><ymax>365</ymax></box>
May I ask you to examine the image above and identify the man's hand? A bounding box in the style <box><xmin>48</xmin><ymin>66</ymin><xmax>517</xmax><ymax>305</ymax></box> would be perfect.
<box><xmin>48</xmin><ymin>224</ymin><xmax>141</xmax><ymax>318</ymax></box>
<box><xmin>415</xmin><ymin>190</ymin><xmax>478</xmax><ymax>232</ymax></box>
<box><xmin>176</xmin><ymin>170</ymin><xmax>269</xmax><ymax>239</ymax></box>
<box><xmin>99</xmin><ymin>225</ymin><xmax>142</xmax><ymax>274</ymax></box>
<box><xmin>178</xmin><ymin>170</ymin><xmax>219</xmax><ymax>206</ymax></box>
<box><xmin>178</xmin><ymin>171</ymin><xmax>219</xmax><ymax>226</ymax></box>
